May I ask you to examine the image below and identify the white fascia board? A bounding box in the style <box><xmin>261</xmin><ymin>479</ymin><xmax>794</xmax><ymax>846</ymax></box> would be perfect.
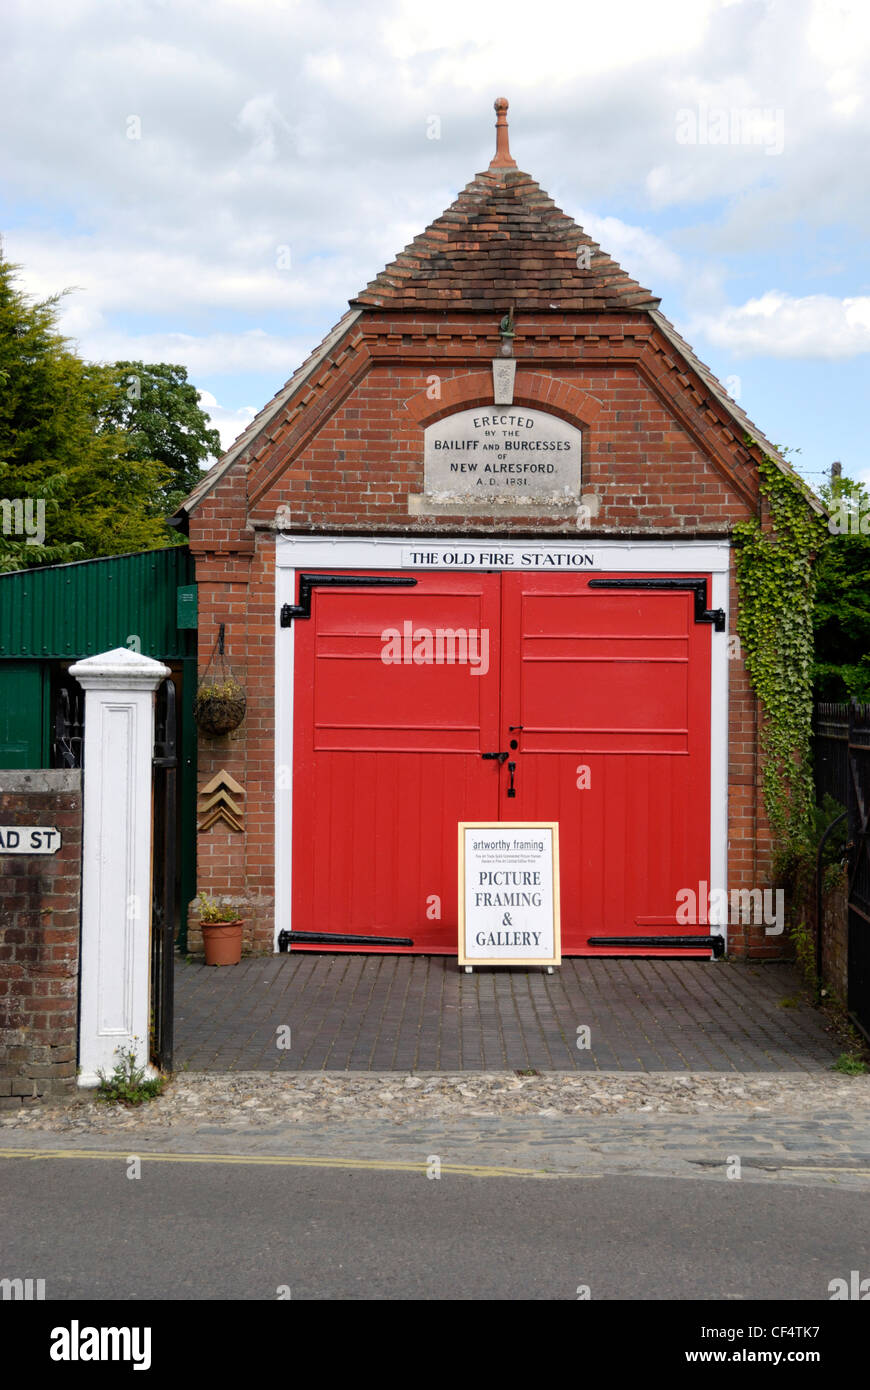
<box><xmin>275</xmin><ymin>533</ymin><xmax>731</xmax><ymax>572</ymax></box>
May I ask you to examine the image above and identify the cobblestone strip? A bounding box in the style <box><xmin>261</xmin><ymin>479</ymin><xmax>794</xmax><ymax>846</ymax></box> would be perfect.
<box><xmin>6</xmin><ymin>1071</ymin><xmax>869</xmax><ymax>1134</ymax></box>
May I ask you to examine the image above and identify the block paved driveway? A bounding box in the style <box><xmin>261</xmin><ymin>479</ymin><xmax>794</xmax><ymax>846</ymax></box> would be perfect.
<box><xmin>174</xmin><ymin>954</ymin><xmax>841</xmax><ymax>1073</ymax></box>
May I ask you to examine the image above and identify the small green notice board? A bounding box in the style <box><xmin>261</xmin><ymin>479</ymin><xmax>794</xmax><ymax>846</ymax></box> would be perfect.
<box><xmin>177</xmin><ymin>585</ymin><xmax>198</xmax><ymax>629</ymax></box>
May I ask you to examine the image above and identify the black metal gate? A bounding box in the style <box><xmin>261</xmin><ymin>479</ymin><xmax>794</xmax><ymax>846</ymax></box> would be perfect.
<box><xmin>847</xmin><ymin>704</ymin><xmax>870</xmax><ymax>1039</ymax></box>
<box><xmin>150</xmin><ymin>677</ymin><xmax>177</xmax><ymax>1071</ymax></box>
<box><xmin>51</xmin><ymin>670</ymin><xmax>85</xmax><ymax>769</ymax></box>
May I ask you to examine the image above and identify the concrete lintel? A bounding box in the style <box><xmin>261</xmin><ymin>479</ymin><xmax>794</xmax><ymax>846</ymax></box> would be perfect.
<box><xmin>0</xmin><ymin>769</ymin><xmax>82</xmax><ymax>794</ymax></box>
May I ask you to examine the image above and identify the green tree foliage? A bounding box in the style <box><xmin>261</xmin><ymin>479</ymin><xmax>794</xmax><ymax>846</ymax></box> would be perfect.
<box><xmin>0</xmin><ymin>261</ymin><xmax>220</xmax><ymax>572</ymax></box>
<box><xmin>100</xmin><ymin>361</ymin><xmax>221</xmax><ymax>514</ymax></box>
<box><xmin>733</xmin><ymin>448</ymin><xmax>823</xmax><ymax>855</ymax></box>
<box><xmin>0</xmin><ymin>260</ymin><xmax>174</xmax><ymax>570</ymax></box>
<box><xmin>813</xmin><ymin>475</ymin><xmax>870</xmax><ymax>702</ymax></box>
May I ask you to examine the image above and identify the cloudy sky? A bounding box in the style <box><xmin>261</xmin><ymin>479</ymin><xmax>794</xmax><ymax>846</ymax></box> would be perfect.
<box><xmin>2</xmin><ymin>0</ymin><xmax>868</xmax><ymax>489</ymax></box>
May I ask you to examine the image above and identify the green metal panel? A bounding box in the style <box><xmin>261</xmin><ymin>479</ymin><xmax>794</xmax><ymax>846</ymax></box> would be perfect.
<box><xmin>0</xmin><ymin>549</ymin><xmax>198</xmax><ymax>914</ymax></box>
<box><xmin>0</xmin><ymin>546</ymin><xmax>195</xmax><ymax>660</ymax></box>
<box><xmin>0</xmin><ymin>662</ymin><xmax>48</xmax><ymax>768</ymax></box>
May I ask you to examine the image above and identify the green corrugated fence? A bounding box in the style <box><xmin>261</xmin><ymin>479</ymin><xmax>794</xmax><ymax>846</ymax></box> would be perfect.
<box><xmin>0</xmin><ymin>545</ymin><xmax>195</xmax><ymax>659</ymax></box>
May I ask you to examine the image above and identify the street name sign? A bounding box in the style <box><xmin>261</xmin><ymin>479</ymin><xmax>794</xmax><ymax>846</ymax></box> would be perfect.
<box><xmin>0</xmin><ymin>826</ymin><xmax>62</xmax><ymax>854</ymax></box>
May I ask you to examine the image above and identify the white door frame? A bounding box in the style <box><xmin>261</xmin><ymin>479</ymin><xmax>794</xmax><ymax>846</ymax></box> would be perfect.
<box><xmin>274</xmin><ymin>534</ymin><xmax>731</xmax><ymax>953</ymax></box>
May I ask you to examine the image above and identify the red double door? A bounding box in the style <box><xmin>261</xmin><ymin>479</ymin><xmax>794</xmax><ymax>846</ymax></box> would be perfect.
<box><xmin>291</xmin><ymin>570</ymin><xmax>711</xmax><ymax>954</ymax></box>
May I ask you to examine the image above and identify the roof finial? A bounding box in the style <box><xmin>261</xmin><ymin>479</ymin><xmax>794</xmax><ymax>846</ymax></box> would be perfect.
<box><xmin>490</xmin><ymin>97</ymin><xmax>517</xmax><ymax>169</ymax></box>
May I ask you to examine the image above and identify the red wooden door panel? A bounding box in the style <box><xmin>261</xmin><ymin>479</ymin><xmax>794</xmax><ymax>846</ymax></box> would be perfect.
<box><xmin>499</xmin><ymin>573</ymin><xmax>712</xmax><ymax>954</ymax></box>
<box><xmin>291</xmin><ymin>571</ymin><xmax>501</xmax><ymax>951</ymax></box>
<box><xmin>291</xmin><ymin>569</ymin><xmax>713</xmax><ymax>955</ymax></box>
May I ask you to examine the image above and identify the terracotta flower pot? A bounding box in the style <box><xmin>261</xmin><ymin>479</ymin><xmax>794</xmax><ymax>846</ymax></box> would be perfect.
<box><xmin>201</xmin><ymin>920</ymin><xmax>244</xmax><ymax>966</ymax></box>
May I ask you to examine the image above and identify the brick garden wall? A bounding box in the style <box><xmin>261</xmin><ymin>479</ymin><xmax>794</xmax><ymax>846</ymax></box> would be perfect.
<box><xmin>0</xmin><ymin>771</ymin><xmax>81</xmax><ymax>1106</ymax></box>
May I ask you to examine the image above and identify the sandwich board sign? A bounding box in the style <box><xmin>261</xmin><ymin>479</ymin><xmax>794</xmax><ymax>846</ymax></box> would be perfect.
<box><xmin>458</xmin><ymin>822</ymin><xmax>561</xmax><ymax>969</ymax></box>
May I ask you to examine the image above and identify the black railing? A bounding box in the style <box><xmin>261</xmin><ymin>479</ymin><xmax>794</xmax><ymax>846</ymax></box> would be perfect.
<box><xmin>813</xmin><ymin>701</ymin><xmax>850</xmax><ymax>809</ymax></box>
<box><xmin>846</xmin><ymin>706</ymin><xmax>870</xmax><ymax>1038</ymax></box>
<box><xmin>51</xmin><ymin>671</ymin><xmax>84</xmax><ymax>769</ymax></box>
<box><xmin>813</xmin><ymin>700</ymin><xmax>870</xmax><ymax>1037</ymax></box>
<box><xmin>150</xmin><ymin>678</ymin><xmax>178</xmax><ymax>1072</ymax></box>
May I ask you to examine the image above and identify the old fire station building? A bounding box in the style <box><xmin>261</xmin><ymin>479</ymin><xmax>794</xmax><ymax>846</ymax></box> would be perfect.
<box><xmin>177</xmin><ymin>100</ymin><xmax>814</xmax><ymax>961</ymax></box>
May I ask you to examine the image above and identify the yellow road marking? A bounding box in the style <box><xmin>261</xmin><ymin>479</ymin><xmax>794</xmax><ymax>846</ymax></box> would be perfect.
<box><xmin>0</xmin><ymin>1147</ymin><xmax>588</xmax><ymax>1179</ymax></box>
<box><xmin>5</xmin><ymin>1148</ymin><xmax>864</xmax><ymax>1180</ymax></box>
<box><xmin>776</xmin><ymin>1165</ymin><xmax>870</xmax><ymax>1177</ymax></box>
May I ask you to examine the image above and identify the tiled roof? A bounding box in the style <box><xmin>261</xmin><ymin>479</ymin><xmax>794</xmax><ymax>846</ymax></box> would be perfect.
<box><xmin>351</xmin><ymin>165</ymin><xmax>660</xmax><ymax>313</ymax></box>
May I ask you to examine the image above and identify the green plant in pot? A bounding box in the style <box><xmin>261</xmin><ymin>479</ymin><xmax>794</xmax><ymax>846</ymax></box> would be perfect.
<box><xmin>197</xmin><ymin>892</ymin><xmax>244</xmax><ymax>966</ymax></box>
<box><xmin>193</xmin><ymin>676</ymin><xmax>246</xmax><ymax>736</ymax></box>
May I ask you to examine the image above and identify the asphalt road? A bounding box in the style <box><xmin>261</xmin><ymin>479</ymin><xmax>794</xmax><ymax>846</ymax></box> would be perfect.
<box><xmin>1</xmin><ymin>1151</ymin><xmax>868</xmax><ymax>1301</ymax></box>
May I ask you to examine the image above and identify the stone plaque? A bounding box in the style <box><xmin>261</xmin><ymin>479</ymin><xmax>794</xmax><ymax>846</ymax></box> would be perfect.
<box><xmin>423</xmin><ymin>408</ymin><xmax>581</xmax><ymax>506</ymax></box>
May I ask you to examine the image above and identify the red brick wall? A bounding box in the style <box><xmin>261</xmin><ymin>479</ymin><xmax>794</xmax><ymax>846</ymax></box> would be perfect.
<box><xmin>0</xmin><ymin>771</ymin><xmax>81</xmax><ymax>1106</ymax></box>
<box><xmin>188</xmin><ymin>309</ymin><xmax>786</xmax><ymax>957</ymax></box>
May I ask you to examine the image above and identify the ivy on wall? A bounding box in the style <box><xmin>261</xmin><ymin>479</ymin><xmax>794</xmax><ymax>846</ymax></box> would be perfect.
<box><xmin>732</xmin><ymin>444</ymin><xmax>824</xmax><ymax>867</ymax></box>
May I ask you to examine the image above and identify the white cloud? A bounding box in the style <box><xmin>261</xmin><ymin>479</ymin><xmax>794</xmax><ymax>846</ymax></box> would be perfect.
<box><xmin>2</xmin><ymin>0</ymin><xmax>869</xmax><ymax>417</ymax></box>
<box><xmin>9</xmin><ymin>233</ymin><xmax>362</xmax><ymax>318</ymax></box>
<box><xmin>197</xmin><ymin>390</ymin><xmax>258</xmax><ymax>452</ymax></box>
<box><xmin>383</xmin><ymin>0</ymin><xmax>714</xmax><ymax>81</ymax></box>
<box><xmin>235</xmin><ymin>94</ymin><xmax>293</xmax><ymax>162</ymax></box>
<box><xmin>692</xmin><ymin>291</ymin><xmax>870</xmax><ymax>357</ymax></box>
<box><xmin>575</xmin><ymin>211</ymin><xmax>684</xmax><ymax>286</ymax></box>
<box><xmin>807</xmin><ymin>0</ymin><xmax>870</xmax><ymax>114</ymax></box>
<box><xmin>56</xmin><ymin>306</ymin><xmax>311</xmax><ymax>377</ymax></box>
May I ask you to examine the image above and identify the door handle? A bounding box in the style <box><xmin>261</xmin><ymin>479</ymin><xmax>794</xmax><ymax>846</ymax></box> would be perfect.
<box><xmin>482</xmin><ymin>751</ymin><xmax>509</xmax><ymax>764</ymax></box>
<box><xmin>507</xmin><ymin>761</ymin><xmax>517</xmax><ymax>798</ymax></box>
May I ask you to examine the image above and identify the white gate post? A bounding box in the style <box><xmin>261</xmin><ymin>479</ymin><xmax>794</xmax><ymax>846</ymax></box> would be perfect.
<box><xmin>70</xmin><ymin>647</ymin><xmax>171</xmax><ymax>1087</ymax></box>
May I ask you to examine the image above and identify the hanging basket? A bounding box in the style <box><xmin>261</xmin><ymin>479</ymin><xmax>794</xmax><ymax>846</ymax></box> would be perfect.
<box><xmin>194</xmin><ymin>626</ymin><xmax>246</xmax><ymax>735</ymax></box>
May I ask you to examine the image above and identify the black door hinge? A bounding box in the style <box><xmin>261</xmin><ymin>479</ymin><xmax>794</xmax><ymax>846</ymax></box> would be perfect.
<box><xmin>588</xmin><ymin>577</ymin><xmax>726</xmax><ymax>631</ymax></box>
<box><xmin>280</xmin><ymin>573</ymin><xmax>418</xmax><ymax>624</ymax></box>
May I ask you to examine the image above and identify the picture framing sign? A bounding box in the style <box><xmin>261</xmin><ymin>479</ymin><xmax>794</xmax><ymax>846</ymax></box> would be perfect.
<box><xmin>458</xmin><ymin>822</ymin><xmax>561</xmax><ymax>968</ymax></box>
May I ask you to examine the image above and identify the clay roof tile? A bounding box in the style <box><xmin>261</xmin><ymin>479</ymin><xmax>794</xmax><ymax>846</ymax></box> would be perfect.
<box><xmin>351</xmin><ymin>99</ymin><xmax>659</xmax><ymax>313</ymax></box>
